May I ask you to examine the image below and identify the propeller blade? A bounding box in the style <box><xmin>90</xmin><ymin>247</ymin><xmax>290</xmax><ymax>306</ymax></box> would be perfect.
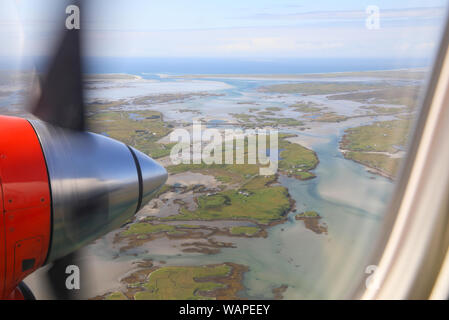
<box><xmin>31</xmin><ymin>1</ymin><xmax>85</xmax><ymax>131</ymax></box>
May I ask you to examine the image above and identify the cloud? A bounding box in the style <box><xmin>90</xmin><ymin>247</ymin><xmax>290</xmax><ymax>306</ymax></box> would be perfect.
<box><xmin>76</xmin><ymin>22</ymin><xmax>440</xmax><ymax>59</ymax></box>
<box><xmin>246</xmin><ymin>7</ymin><xmax>446</xmax><ymax>22</ymax></box>
<box><xmin>0</xmin><ymin>2</ymin><xmax>444</xmax><ymax>60</ymax></box>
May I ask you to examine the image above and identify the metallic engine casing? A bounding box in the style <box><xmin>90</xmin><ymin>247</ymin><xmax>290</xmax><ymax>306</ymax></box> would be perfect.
<box><xmin>30</xmin><ymin>120</ymin><xmax>141</xmax><ymax>262</ymax></box>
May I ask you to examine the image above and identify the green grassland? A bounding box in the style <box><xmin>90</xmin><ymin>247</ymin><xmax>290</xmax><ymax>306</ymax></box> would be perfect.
<box><xmin>134</xmin><ymin>264</ymin><xmax>231</xmax><ymax>300</ymax></box>
<box><xmin>242</xmin><ymin>175</ymin><xmax>277</xmax><ymax>189</ymax></box>
<box><xmin>341</xmin><ymin>120</ymin><xmax>410</xmax><ymax>153</ymax></box>
<box><xmin>341</xmin><ymin>119</ymin><xmax>410</xmax><ymax>178</ymax></box>
<box><xmin>278</xmin><ymin>137</ymin><xmax>319</xmax><ymax>179</ymax></box>
<box><xmin>119</xmin><ymin>222</ymin><xmax>229</xmax><ymax>240</ymax></box>
<box><xmin>313</xmin><ymin>112</ymin><xmax>348</xmax><ymax>123</ymax></box>
<box><xmin>345</xmin><ymin>152</ymin><xmax>401</xmax><ymax>178</ymax></box>
<box><xmin>230</xmin><ymin>226</ymin><xmax>261</xmax><ymax>236</ymax></box>
<box><xmin>88</xmin><ymin>110</ymin><xmax>174</xmax><ymax>158</ymax></box>
<box><xmin>261</xmin><ymin>117</ymin><xmax>304</xmax><ymax>127</ymax></box>
<box><xmin>294</xmin><ymin>172</ymin><xmax>316</xmax><ymax>180</ymax></box>
<box><xmin>295</xmin><ymin>211</ymin><xmax>320</xmax><ymax>218</ymax></box>
<box><xmin>329</xmin><ymin>86</ymin><xmax>420</xmax><ymax>109</ymax></box>
<box><xmin>259</xmin><ymin>82</ymin><xmax>387</xmax><ymax>95</ymax></box>
<box><xmin>123</xmin><ymin>152</ymin><xmax>293</xmax><ymax>228</ymax></box>
<box><xmin>360</xmin><ymin>105</ymin><xmax>406</xmax><ymax>115</ymax></box>
<box><xmin>120</xmin><ymin>223</ymin><xmax>177</xmax><ymax>237</ymax></box>
<box><xmin>257</xmin><ymin>111</ymin><xmax>275</xmax><ymax>116</ymax></box>
<box><xmin>231</xmin><ymin>113</ymin><xmax>304</xmax><ymax>128</ymax></box>
<box><xmin>162</xmin><ymin>185</ymin><xmax>291</xmax><ymax>225</ymax></box>
<box><xmin>287</xmin><ymin>101</ymin><xmax>348</xmax><ymax>123</ymax></box>
<box><xmin>231</xmin><ymin>113</ymin><xmax>257</xmax><ymax>122</ymax></box>
<box><xmin>295</xmin><ymin>211</ymin><xmax>328</xmax><ymax>234</ymax></box>
<box><xmin>289</xmin><ymin>101</ymin><xmax>324</xmax><ymax>113</ymax></box>
<box><xmin>168</xmin><ymin>162</ymin><xmax>260</xmax><ymax>185</ymax></box>
<box><xmin>167</xmin><ymin>135</ymin><xmax>318</xmax><ymax>182</ymax></box>
<box><xmin>105</xmin><ymin>263</ymin><xmax>248</xmax><ymax>300</ymax></box>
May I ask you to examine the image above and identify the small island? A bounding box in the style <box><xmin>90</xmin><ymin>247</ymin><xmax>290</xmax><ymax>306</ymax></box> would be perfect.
<box><xmin>295</xmin><ymin>211</ymin><xmax>328</xmax><ymax>235</ymax></box>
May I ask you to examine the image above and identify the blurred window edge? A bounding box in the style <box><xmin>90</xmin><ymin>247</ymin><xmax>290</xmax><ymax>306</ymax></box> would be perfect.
<box><xmin>360</xmin><ymin>8</ymin><xmax>449</xmax><ymax>300</ymax></box>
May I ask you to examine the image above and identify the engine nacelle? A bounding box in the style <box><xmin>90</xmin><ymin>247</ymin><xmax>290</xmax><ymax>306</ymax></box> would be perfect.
<box><xmin>0</xmin><ymin>115</ymin><xmax>167</xmax><ymax>299</ymax></box>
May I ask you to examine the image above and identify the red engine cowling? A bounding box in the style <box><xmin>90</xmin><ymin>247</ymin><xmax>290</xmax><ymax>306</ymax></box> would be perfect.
<box><xmin>0</xmin><ymin>116</ymin><xmax>52</xmax><ymax>300</ymax></box>
<box><xmin>0</xmin><ymin>114</ymin><xmax>167</xmax><ymax>299</ymax></box>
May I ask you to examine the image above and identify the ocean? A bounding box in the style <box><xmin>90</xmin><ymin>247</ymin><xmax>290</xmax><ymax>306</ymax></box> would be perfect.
<box><xmin>1</xmin><ymin>56</ymin><xmax>431</xmax><ymax>75</ymax></box>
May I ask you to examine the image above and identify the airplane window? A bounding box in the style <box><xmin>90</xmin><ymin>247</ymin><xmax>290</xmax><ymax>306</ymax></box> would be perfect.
<box><xmin>1</xmin><ymin>0</ymin><xmax>449</xmax><ymax>300</ymax></box>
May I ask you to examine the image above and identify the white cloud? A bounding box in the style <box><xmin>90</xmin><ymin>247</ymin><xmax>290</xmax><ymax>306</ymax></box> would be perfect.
<box><xmin>0</xmin><ymin>4</ymin><xmax>445</xmax><ymax>60</ymax></box>
<box><xmin>247</xmin><ymin>7</ymin><xmax>446</xmax><ymax>22</ymax></box>
<box><xmin>76</xmin><ymin>23</ymin><xmax>441</xmax><ymax>59</ymax></box>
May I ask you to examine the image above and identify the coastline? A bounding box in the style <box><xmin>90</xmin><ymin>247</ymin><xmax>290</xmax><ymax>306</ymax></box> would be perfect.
<box><xmin>19</xmin><ymin>67</ymin><xmax>406</xmax><ymax>299</ymax></box>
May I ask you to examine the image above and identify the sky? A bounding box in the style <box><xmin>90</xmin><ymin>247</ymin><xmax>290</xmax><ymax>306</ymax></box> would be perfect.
<box><xmin>0</xmin><ymin>0</ymin><xmax>448</xmax><ymax>61</ymax></box>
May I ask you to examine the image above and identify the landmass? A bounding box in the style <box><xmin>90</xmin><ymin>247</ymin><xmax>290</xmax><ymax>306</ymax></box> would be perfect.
<box><xmin>98</xmin><ymin>262</ymin><xmax>248</xmax><ymax>300</ymax></box>
<box><xmin>114</xmin><ymin>133</ymin><xmax>317</xmax><ymax>253</ymax></box>
<box><xmin>289</xmin><ymin>101</ymin><xmax>324</xmax><ymax>113</ymax></box>
<box><xmin>65</xmin><ymin>69</ymin><xmax>421</xmax><ymax>299</ymax></box>
<box><xmin>259</xmin><ymin>82</ymin><xmax>388</xmax><ymax>95</ymax></box>
<box><xmin>340</xmin><ymin>119</ymin><xmax>411</xmax><ymax>179</ymax></box>
<box><xmin>88</xmin><ymin>109</ymin><xmax>175</xmax><ymax>158</ymax></box>
<box><xmin>295</xmin><ymin>211</ymin><xmax>328</xmax><ymax>235</ymax></box>
<box><xmin>231</xmin><ymin>113</ymin><xmax>305</xmax><ymax>128</ymax></box>
<box><xmin>328</xmin><ymin>86</ymin><xmax>420</xmax><ymax>109</ymax></box>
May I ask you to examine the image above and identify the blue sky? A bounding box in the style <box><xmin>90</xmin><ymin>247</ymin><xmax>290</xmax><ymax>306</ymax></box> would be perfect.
<box><xmin>1</xmin><ymin>0</ymin><xmax>448</xmax><ymax>60</ymax></box>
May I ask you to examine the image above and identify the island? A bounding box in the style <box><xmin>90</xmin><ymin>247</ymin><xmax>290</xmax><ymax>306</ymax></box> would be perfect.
<box><xmin>97</xmin><ymin>262</ymin><xmax>248</xmax><ymax>300</ymax></box>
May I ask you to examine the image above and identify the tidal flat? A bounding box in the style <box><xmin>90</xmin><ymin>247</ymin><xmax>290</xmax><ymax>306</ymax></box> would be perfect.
<box><xmin>12</xmin><ymin>70</ymin><xmax>421</xmax><ymax>300</ymax></box>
